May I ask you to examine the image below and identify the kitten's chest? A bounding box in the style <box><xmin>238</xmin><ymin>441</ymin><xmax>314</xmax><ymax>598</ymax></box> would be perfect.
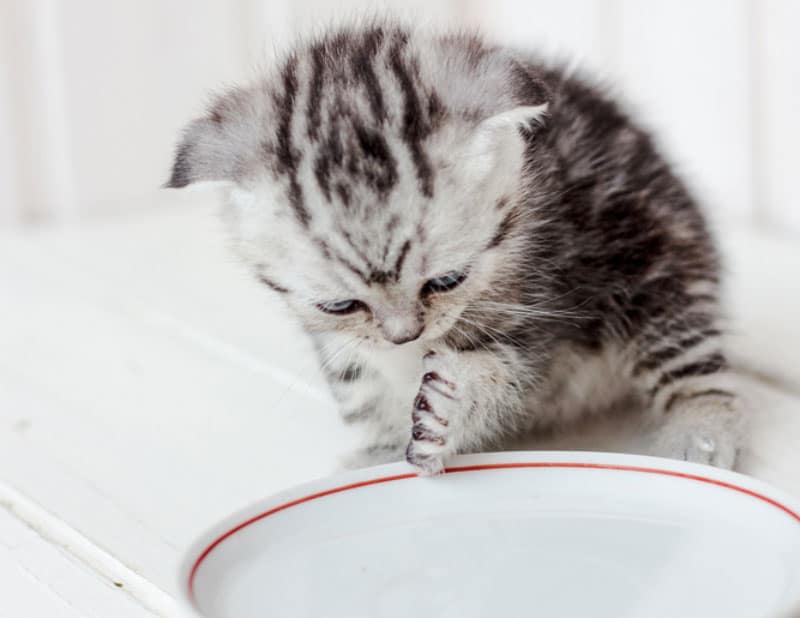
<box><xmin>363</xmin><ymin>343</ymin><xmax>425</xmax><ymax>403</ymax></box>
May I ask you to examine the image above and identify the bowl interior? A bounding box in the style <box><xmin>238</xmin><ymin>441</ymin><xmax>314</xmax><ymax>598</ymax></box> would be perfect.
<box><xmin>182</xmin><ymin>452</ymin><xmax>800</xmax><ymax>618</ymax></box>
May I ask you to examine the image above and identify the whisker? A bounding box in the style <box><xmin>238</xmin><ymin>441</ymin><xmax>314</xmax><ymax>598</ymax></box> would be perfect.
<box><xmin>318</xmin><ymin>336</ymin><xmax>362</xmax><ymax>376</ymax></box>
<box><xmin>450</xmin><ymin>322</ymin><xmax>492</xmax><ymax>354</ymax></box>
<box><xmin>475</xmin><ymin>300</ymin><xmax>585</xmax><ymax>318</ymax></box>
<box><xmin>454</xmin><ymin>314</ymin><xmax>524</xmax><ymax>350</ymax></box>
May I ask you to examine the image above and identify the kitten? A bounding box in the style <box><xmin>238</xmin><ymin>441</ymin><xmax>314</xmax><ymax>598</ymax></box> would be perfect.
<box><xmin>167</xmin><ymin>21</ymin><xmax>745</xmax><ymax>475</ymax></box>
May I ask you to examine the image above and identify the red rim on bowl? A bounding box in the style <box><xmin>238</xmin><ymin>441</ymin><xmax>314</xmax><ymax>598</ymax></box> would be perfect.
<box><xmin>186</xmin><ymin>460</ymin><xmax>800</xmax><ymax>605</ymax></box>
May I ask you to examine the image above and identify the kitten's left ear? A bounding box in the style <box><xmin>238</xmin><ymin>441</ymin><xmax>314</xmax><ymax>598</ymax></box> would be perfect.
<box><xmin>165</xmin><ymin>115</ymin><xmax>245</xmax><ymax>188</ymax></box>
<box><xmin>459</xmin><ymin>104</ymin><xmax>548</xmax><ymax>190</ymax></box>
<box><xmin>165</xmin><ymin>90</ymin><xmax>259</xmax><ymax>189</ymax></box>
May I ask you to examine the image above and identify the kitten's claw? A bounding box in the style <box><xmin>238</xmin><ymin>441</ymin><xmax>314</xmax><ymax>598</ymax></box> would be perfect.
<box><xmin>405</xmin><ymin>442</ymin><xmax>445</xmax><ymax>476</ymax></box>
<box><xmin>411</xmin><ymin>423</ymin><xmax>445</xmax><ymax>444</ymax></box>
<box><xmin>682</xmin><ymin>433</ymin><xmax>737</xmax><ymax>469</ymax></box>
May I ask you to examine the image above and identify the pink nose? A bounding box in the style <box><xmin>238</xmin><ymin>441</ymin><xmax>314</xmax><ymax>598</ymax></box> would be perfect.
<box><xmin>386</xmin><ymin>327</ymin><xmax>423</xmax><ymax>345</ymax></box>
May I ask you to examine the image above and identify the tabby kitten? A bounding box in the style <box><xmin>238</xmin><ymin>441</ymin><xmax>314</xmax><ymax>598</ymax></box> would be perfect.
<box><xmin>168</xmin><ymin>22</ymin><xmax>745</xmax><ymax>475</ymax></box>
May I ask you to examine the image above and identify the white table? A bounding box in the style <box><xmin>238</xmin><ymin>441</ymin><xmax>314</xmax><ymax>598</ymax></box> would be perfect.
<box><xmin>1</xmin><ymin>194</ymin><xmax>799</xmax><ymax>616</ymax></box>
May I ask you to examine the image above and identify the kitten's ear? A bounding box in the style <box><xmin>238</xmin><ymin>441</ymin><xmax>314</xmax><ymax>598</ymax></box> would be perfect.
<box><xmin>165</xmin><ymin>91</ymin><xmax>258</xmax><ymax>189</ymax></box>
<box><xmin>166</xmin><ymin>118</ymin><xmax>227</xmax><ymax>188</ymax></box>
<box><xmin>460</xmin><ymin>104</ymin><xmax>548</xmax><ymax>188</ymax></box>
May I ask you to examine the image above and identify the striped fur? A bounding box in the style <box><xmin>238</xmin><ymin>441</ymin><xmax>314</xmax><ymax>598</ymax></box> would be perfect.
<box><xmin>169</xmin><ymin>20</ymin><xmax>746</xmax><ymax>474</ymax></box>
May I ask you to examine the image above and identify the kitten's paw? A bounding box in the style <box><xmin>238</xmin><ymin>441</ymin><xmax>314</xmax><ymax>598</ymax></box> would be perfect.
<box><xmin>653</xmin><ymin>429</ymin><xmax>737</xmax><ymax>469</ymax></box>
<box><xmin>405</xmin><ymin>441</ymin><xmax>445</xmax><ymax>476</ymax></box>
<box><xmin>648</xmin><ymin>393</ymin><xmax>744</xmax><ymax>470</ymax></box>
<box><xmin>405</xmin><ymin>351</ymin><xmax>461</xmax><ymax>476</ymax></box>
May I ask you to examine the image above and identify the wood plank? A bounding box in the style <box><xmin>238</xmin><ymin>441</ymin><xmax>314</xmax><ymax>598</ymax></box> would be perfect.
<box><xmin>0</xmin><ymin>499</ymin><xmax>156</xmax><ymax>618</ymax></box>
<box><xmin>0</xmin><ymin>203</ymin><xmax>359</xmax><ymax>597</ymax></box>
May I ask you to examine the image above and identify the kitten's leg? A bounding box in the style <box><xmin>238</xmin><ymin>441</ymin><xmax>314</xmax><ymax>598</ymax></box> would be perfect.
<box><xmin>630</xmin><ymin>304</ymin><xmax>745</xmax><ymax>469</ymax></box>
<box><xmin>406</xmin><ymin>345</ymin><xmax>531</xmax><ymax>475</ymax></box>
<box><xmin>320</xmin><ymin>354</ymin><xmax>410</xmax><ymax>469</ymax></box>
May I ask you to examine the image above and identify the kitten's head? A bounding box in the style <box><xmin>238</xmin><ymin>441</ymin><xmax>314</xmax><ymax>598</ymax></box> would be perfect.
<box><xmin>167</xmin><ymin>25</ymin><xmax>550</xmax><ymax>348</ymax></box>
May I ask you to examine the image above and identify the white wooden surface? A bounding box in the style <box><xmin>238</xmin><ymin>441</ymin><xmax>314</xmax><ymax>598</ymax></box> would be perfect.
<box><xmin>1</xmin><ymin>0</ymin><xmax>799</xmax><ymax>233</ymax></box>
<box><xmin>0</xmin><ymin>485</ymin><xmax>163</xmax><ymax>617</ymax></box>
<box><xmin>0</xmin><ymin>194</ymin><xmax>359</xmax><ymax>614</ymax></box>
<box><xmin>0</xmin><ymin>197</ymin><xmax>799</xmax><ymax>615</ymax></box>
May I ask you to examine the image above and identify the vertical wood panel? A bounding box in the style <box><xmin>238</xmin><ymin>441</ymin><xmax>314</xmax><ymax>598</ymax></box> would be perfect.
<box><xmin>0</xmin><ymin>0</ymin><xmax>76</xmax><ymax>223</ymax></box>
<box><xmin>0</xmin><ymin>6</ymin><xmax>22</xmax><ymax>227</ymax></box>
<box><xmin>55</xmin><ymin>0</ymin><xmax>253</xmax><ymax>215</ymax></box>
<box><xmin>613</xmin><ymin>0</ymin><xmax>753</xmax><ymax>222</ymax></box>
<box><xmin>3</xmin><ymin>0</ymin><xmax>799</xmax><ymax>232</ymax></box>
<box><xmin>754</xmin><ymin>0</ymin><xmax>800</xmax><ymax>234</ymax></box>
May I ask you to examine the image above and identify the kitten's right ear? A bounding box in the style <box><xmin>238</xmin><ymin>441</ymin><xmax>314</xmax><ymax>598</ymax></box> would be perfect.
<box><xmin>166</xmin><ymin>89</ymin><xmax>261</xmax><ymax>188</ymax></box>
<box><xmin>458</xmin><ymin>104</ymin><xmax>549</xmax><ymax>189</ymax></box>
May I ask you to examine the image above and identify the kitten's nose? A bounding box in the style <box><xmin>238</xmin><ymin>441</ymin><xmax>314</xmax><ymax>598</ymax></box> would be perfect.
<box><xmin>376</xmin><ymin>304</ymin><xmax>424</xmax><ymax>345</ymax></box>
<box><xmin>387</xmin><ymin>328</ymin><xmax>423</xmax><ymax>345</ymax></box>
<box><xmin>379</xmin><ymin>318</ymin><xmax>424</xmax><ymax>345</ymax></box>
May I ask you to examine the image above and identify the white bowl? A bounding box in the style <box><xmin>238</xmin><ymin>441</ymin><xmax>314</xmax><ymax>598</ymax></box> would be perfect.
<box><xmin>178</xmin><ymin>451</ymin><xmax>800</xmax><ymax>618</ymax></box>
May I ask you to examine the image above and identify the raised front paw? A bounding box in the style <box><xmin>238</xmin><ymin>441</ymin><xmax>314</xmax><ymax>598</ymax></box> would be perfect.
<box><xmin>406</xmin><ymin>352</ymin><xmax>461</xmax><ymax>476</ymax></box>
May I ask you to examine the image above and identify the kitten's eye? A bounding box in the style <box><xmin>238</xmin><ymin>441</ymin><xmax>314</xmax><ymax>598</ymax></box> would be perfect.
<box><xmin>421</xmin><ymin>271</ymin><xmax>467</xmax><ymax>295</ymax></box>
<box><xmin>316</xmin><ymin>299</ymin><xmax>366</xmax><ymax>315</ymax></box>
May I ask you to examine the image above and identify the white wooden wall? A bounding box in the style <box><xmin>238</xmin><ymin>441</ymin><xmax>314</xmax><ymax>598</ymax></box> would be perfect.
<box><xmin>1</xmin><ymin>0</ymin><xmax>798</xmax><ymax>234</ymax></box>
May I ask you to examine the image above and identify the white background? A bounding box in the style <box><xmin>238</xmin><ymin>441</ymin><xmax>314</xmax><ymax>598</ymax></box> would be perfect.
<box><xmin>1</xmin><ymin>0</ymin><xmax>799</xmax><ymax>234</ymax></box>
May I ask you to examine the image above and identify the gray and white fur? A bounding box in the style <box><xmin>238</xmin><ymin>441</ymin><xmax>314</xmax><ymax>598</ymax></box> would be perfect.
<box><xmin>167</xmin><ymin>21</ymin><xmax>746</xmax><ymax>475</ymax></box>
